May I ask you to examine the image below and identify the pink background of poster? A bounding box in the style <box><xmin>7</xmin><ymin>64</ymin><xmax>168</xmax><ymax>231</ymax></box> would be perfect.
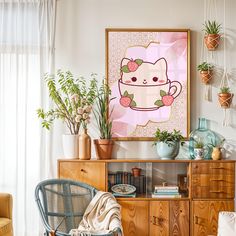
<box><xmin>107</xmin><ymin>30</ymin><xmax>190</xmax><ymax>139</ymax></box>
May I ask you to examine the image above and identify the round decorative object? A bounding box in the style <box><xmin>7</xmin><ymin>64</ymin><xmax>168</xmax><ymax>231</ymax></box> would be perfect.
<box><xmin>111</xmin><ymin>184</ymin><xmax>136</xmax><ymax>195</ymax></box>
<box><xmin>156</xmin><ymin>141</ymin><xmax>180</xmax><ymax>160</ymax></box>
<box><xmin>189</xmin><ymin>118</ymin><xmax>216</xmax><ymax>160</ymax></box>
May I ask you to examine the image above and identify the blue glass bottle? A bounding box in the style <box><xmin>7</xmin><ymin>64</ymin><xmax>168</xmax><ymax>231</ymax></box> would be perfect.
<box><xmin>189</xmin><ymin>118</ymin><xmax>216</xmax><ymax>159</ymax></box>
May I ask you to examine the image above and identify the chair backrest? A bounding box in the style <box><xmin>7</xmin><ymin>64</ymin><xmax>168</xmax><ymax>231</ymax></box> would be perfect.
<box><xmin>35</xmin><ymin>179</ymin><xmax>97</xmax><ymax>235</ymax></box>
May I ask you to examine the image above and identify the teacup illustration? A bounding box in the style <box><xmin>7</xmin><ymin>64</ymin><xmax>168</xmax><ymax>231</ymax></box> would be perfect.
<box><xmin>119</xmin><ymin>57</ymin><xmax>182</xmax><ymax>111</ymax></box>
<box><xmin>119</xmin><ymin>79</ymin><xmax>182</xmax><ymax>111</ymax></box>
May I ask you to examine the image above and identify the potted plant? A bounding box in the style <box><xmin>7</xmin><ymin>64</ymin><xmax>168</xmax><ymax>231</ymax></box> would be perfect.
<box><xmin>203</xmin><ymin>20</ymin><xmax>222</xmax><ymax>50</ymax></box>
<box><xmin>197</xmin><ymin>62</ymin><xmax>214</xmax><ymax>84</ymax></box>
<box><xmin>218</xmin><ymin>87</ymin><xmax>234</xmax><ymax>108</ymax></box>
<box><xmin>153</xmin><ymin>129</ymin><xmax>184</xmax><ymax>160</ymax></box>
<box><xmin>93</xmin><ymin>80</ymin><xmax>115</xmax><ymax>160</ymax></box>
<box><xmin>193</xmin><ymin>140</ymin><xmax>204</xmax><ymax>160</ymax></box>
<box><xmin>37</xmin><ymin>70</ymin><xmax>97</xmax><ymax>158</ymax></box>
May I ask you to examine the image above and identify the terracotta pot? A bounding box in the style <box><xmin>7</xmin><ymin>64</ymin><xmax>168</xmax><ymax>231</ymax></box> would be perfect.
<box><xmin>204</xmin><ymin>34</ymin><xmax>220</xmax><ymax>51</ymax></box>
<box><xmin>211</xmin><ymin>147</ymin><xmax>222</xmax><ymax>160</ymax></box>
<box><xmin>78</xmin><ymin>129</ymin><xmax>91</xmax><ymax>160</ymax></box>
<box><xmin>94</xmin><ymin>139</ymin><xmax>114</xmax><ymax>160</ymax></box>
<box><xmin>218</xmin><ymin>93</ymin><xmax>234</xmax><ymax>108</ymax></box>
<box><xmin>132</xmin><ymin>167</ymin><xmax>141</xmax><ymax>177</ymax></box>
<box><xmin>200</xmin><ymin>70</ymin><xmax>213</xmax><ymax>84</ymax></box>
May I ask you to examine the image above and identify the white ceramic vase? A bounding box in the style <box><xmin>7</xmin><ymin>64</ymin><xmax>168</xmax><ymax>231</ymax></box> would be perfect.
<box><xmin>62</xmin><ymin>134</ymin><xmax>79</xmax><ymax>159</ymax></box>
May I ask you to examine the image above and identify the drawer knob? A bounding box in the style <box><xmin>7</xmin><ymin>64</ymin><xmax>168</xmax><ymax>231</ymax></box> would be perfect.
<box><xmin>80</xmin><ymin>169</ymin><xmax>86</xmax><ymax>173</ymax></box>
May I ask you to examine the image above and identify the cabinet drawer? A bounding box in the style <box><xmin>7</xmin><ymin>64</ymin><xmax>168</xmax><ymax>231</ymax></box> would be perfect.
<box><xmin>58</xmin><ymin>161</ymin><xmax>106</xmax><ymax>191</ymax></box>
<box><xmin>192</xmin><ymin>174</ymin><xmax>234</xmax><ymax>187</ymax></box>
<box><xmin>192</xmin><ymin>186</ymin><xmax>234</xmax><ymax>199</ymax></box>
<box><xmin>192</xmin><ymin>162</ymin><xmax>235</xmax><ymax>175</ymax></box>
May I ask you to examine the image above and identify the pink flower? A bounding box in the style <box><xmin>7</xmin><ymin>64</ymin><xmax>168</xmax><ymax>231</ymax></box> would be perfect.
<box><xmin>77</xmin><ymin>108</ymin><xmax>84</xmax><ymax>114</ymax></box>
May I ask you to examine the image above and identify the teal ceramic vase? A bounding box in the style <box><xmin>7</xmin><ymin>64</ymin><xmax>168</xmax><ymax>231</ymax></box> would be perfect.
<box><xmin>189</xmin><ymin>118</ymin><xmax>216</xmax><ymax>160</ymax></box>
<box><xmin>156</xmin><ymin>141</ymin><xmax>180</xmax><ymax>160</ymax></box>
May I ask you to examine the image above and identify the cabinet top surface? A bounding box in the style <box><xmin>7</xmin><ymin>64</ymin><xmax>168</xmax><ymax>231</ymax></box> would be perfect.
<box><xmin>58</xmin><ymin>158</ymin><xmax>236</xmax><ymax>163</ymax></box>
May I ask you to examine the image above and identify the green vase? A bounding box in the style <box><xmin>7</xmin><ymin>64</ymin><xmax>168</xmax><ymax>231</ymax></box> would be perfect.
<box><xmin>189</xmin><ymin>118</ymin><xmax>216</xmax><ymax>160</ymax></box>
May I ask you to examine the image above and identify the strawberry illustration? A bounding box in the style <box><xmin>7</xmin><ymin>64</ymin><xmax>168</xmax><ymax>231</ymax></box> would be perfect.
<box><xmin>127</xmin><ymin>60</ymin><xmax>139</xmax><ymax>72</ymax></box>
<box><xmin>120</xmin><ymin>96</ymin><xmax>132</xmax><ymax>107</ymax></box>
<box><xmin>162</xmin><ymin>95</ymin><xmax>174</xmax><ymax>106</ymax></box>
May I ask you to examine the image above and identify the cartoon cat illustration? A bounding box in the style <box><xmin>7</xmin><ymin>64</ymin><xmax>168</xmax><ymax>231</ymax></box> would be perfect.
<box><xmin>120</xmin><ymin>57</ymin><xmax>168</xmax><ymax>85</ymax></box>
<box><xmin>118</xmin><ymin>57</ymin><xmax>182</xmax><ymax>111</ymax></box>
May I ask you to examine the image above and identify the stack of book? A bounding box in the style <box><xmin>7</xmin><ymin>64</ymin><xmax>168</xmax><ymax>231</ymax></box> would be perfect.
<box><xmin>152</xmin><ymin>185</ymin><xmax>181</xmax><ymax>198</ymax></box>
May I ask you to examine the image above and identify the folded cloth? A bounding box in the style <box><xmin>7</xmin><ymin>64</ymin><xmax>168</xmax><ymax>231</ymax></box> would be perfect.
<box><xmin>70</xmin><ymin>191</ymin><xmax>122</xmax><ymax>236</ymax></box>
<box><xmin>218</xmin><ymin>211</ymin><xmax>236</xmax><ymax>236</ymax></box>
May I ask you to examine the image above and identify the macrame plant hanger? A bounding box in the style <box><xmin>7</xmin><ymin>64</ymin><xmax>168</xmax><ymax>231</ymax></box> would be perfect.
<box><xmin>219</xmin><ymin>0</ymin><xmax>234</xmax><ymax>126</ymax></box>
<box><xmin>201</xmin><ymin>0</ymin><xmax>218</xmax><ymax>101</ymax></box>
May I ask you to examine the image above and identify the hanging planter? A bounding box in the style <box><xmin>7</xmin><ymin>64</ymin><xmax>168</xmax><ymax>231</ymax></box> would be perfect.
<box><xmin>197</xmin><ymin>62</ymin><xmax>214</xmax><ymax>84</ymax></box>
<box><xmin>203</xmin><ymin>20</ymin><xmax>222</xmax><ymax>51</ymax></box>
<box><xmin>218</xmin><ymin>87</ymin><xmax>234</xmax><ymax>108</ymax></box>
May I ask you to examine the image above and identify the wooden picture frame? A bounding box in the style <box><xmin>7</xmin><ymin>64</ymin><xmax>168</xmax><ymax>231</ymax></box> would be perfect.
<box><xmin>106</xmin><ymin>28</ymin><xmax>190</xmax><ymax>140</ymax></box>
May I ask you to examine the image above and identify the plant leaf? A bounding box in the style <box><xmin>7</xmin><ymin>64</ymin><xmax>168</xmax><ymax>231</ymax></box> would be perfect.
<box><xmin>135</xmin><ymin>59</ymin><xmax>143</xmax><ymax>65</ymax></box>
<box><xmin>130</xmin><ymin>100</ymin><xmax>137</xmax><ymax>107</ymax></box>
<box><xmin>124</xmin><ymin>90</ymin><xmax>129</xmax><ymax>96</ymax></box>
<box><xmin>160</xmin><ymin>90</ymin><xmax>167</xmax><ymax>97</ymax></box>
<box><xmin>121</xmin><ymin>65</ymin><xmax>130</xmax><ymax>73</ymax></box>
<box><xmin>154</xmin><ymin>100</ymin><xmax>164</xmax><ymax>107</ymax></box>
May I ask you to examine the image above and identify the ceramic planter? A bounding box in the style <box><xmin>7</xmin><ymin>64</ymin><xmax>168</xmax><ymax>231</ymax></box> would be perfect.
<box><xmin>218</xmin><ymin>93</ymin><xmax>234</xmax><ymax>108</ymax></box>
<box><xmin>132</xmin><ymin>167</ymin><xmax>141</xmax><ymax>177</ymax></box>
<box><xmin>200</xmin><ymin>70</ymin><xmax>213</xmax><ymax>84</ymax></box>
<box><xmin>62</xmin><ymin>134</ymin><xmax>79</xmax><ymax>158</ymax></box>
<box><xmin>204</xmin><ymin>34</ymin><xmax>220</xmax><ymax>51</ymax></box>
<box><xmin>156</xmin><ymin>141</ymin><xmax>180</xmax><ymax>160</ymax></box>
<box><xmin>94</xmin><ymin>139</ymin><xmax>114</xmax><ymax>160</ymax></box>
<box><xmin>194</xmin><ymin>148</ymin><xmax>204</xmax><ymax>160</ymax></box>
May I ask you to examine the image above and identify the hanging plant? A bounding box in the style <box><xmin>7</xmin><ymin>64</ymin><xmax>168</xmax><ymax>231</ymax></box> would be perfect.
<box><xmin>203</xmin><ymin>20</ymin><xmax>222</xmax><ymax>51</ymax></box>
<box><xmin>197</xmin><ymin>62</ymin><xmax>214</xmax><ymax>84</ymax></box>
<box><xmin>218</xmin><ymin>86</ymin><xmax>234</xmax><ymax>108</ymax></box>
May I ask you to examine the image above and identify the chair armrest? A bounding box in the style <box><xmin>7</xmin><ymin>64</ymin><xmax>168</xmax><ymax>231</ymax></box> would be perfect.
<box><xmin>0</xmin><ymin>193</ymin><xmax>13</xmax><ymax>219</ymax></box>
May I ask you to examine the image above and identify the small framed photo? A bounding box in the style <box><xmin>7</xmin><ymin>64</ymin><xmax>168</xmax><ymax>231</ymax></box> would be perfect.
<box><xmin>106</xmin><ymin>28</ymin><xmax>190</xmax><ymax>140</ymax></box>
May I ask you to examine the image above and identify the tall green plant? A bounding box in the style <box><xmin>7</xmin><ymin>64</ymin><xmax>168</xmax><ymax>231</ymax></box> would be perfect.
<box><xmin>37</xmin><ymin>70</ymin><xmax>97</xmax><ymax>134</ymax></box>
<box><xmin>94</xmin><ymin>80</ymin><xmax>115</xmax><ymax>139</ymax></box>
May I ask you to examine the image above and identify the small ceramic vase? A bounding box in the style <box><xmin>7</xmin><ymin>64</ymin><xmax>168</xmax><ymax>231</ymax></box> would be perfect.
<box><xmin>211</xmin><ymin>147</ymin><xmax>222</xmax><ymax>160</ymax></box>
<box><xmin>79</xmin><ymin>128</ymin><xmax>91</xmax><ymax>160</ymax></box>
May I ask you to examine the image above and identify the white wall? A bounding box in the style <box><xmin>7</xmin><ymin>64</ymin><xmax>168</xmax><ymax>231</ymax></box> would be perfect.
<box><xmin>55</xmin><ymin>0</ymin><xmax>236</xmax><ymax>159</ymax></box>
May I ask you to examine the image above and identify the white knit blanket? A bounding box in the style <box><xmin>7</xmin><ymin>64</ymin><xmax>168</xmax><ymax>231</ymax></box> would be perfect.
<box><xmin>70</xmin><ymin>191</ymin><xmax>122</xmax><ymax>236</ymax></box>
<box><xmin>218</xmin><ymin>211</ymin><xmax>236</xmax><ymax>236</ymax></box>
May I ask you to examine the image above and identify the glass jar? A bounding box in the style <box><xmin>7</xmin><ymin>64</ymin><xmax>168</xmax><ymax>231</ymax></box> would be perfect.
<box><xmin>189</xmin><ymin>118</ymin><xmax>216</xmax><ymax>159</ymax></box>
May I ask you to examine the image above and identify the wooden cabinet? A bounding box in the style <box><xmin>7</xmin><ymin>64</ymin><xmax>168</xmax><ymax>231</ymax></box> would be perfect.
<box><xmin>58</xmin><ymin>160</ymin><xmax>106</xmax><ymax>191</ymax></box>
<box><xmin>118</xmin><ymin>200</ymin><xmax>149</xmax><ymax>236</ymax></box>
<box><xmin>58</xmin><ymin>159</ymin><xmax>235</xmax><ymax>236</ymax></box>
<box><xmin>192</xmin><ymin>200</ymin><xmax>234</xmax><ymax>236</ymax></box>
<box><xmin>149</xmin><ymin>201</ymin><xmax>189</xmax><ymax>236</ymax></box>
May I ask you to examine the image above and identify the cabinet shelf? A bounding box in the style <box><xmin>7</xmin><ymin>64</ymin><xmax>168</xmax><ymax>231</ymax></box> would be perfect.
<box><xmin>58</xmin><ymin>159</ymin><xmax>235</xmax><ymax>236</ymax></box>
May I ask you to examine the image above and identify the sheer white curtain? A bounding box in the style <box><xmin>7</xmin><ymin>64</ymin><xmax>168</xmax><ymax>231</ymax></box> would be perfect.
<box><xmin>0</xmin><ymin>0</ymin><xmax>56</xmax><ymax>235</ymax></box>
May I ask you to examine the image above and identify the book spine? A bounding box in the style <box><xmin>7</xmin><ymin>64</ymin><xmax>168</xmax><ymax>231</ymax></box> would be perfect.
<box><xmin>153</xmin><ymin>192</ymin><xmax>179</xmax><ymax>195</ymax></box>
<box><xmin>154</xmin><ymin>190</ymin><xmax>179</xmax><ymax>193</ymax></box>
<box><xmin>155</xmin><ymin>187</ymin><xmax>179</xmax><ymax>190</ymax></box>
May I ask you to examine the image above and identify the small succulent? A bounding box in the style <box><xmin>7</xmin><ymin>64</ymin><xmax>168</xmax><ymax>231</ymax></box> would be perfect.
<box><xmin>194</xmin><ymin>141</ymin><xmax>204</xmax><ymax>149</ymax></box>
<box><xmin>197</xmin><ymin>62</ymin><xmax>214</xmax><ymax>71</ymax></box>
<box><xmin>219</xmin><ymin>86</ymin><xmax>231</xmax><ymax>94</ymax></box>
<box><xmin>203</xmin><ymin>20</ymin><xmax>222</xmax><ymax>35</ymax></box>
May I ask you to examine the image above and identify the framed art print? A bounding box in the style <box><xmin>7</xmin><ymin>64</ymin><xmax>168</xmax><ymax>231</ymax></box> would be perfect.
<box><xmin>106</xmin><ymin>28</ymin><xmax>190</xmax><ymax>140</ymax></box>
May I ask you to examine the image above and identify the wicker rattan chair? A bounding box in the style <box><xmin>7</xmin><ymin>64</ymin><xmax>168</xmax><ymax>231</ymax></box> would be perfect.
<box><xmin>35</xmin><ymin>179</ymin><xmax>121</xmax><ymax>236</ymax></box>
